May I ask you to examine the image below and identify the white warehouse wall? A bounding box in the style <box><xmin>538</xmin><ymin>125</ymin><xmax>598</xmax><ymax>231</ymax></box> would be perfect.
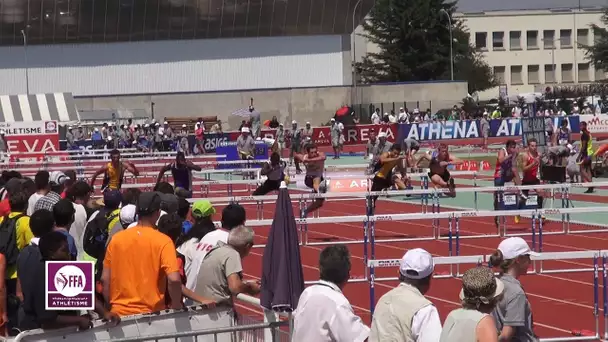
<box><xmin>0</xmin><ymin>35</ymin><xmax>349</xmax><ymax>97</ymax></box>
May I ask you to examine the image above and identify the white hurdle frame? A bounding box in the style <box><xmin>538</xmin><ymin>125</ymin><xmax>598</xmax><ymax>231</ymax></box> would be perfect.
<box><xmin>367</xmin><ymin>251</ymin><xmax>604</xmax><ymax>342</ymax></box>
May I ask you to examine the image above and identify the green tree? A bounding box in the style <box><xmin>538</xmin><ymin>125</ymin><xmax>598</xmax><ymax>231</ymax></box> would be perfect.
<box><xmin>355</xmin><ymin>0</ymin><xmax>496</xmax><ymax>94</ymax></box>
<box><xmin>584</xmin><ymin>9</ymin><xmax>608</xmax><ymax>79</ymax></box>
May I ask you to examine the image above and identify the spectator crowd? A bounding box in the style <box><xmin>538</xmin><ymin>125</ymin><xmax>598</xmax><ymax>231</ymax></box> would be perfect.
<box><xmin>0</xmin><ymin>169</ymin><xmax>264</xmax><ymax>338</ymax></box>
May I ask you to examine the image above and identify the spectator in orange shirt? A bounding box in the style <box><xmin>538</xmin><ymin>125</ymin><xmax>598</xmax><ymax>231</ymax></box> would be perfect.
<box><xmin>101</xmin><ymin>192</ymin><xmax>182</xmax><ymax>316</ymax></box>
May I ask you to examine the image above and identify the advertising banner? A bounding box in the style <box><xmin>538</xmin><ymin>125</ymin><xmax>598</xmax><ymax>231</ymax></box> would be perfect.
<box><xmin>260</xmin><ymin>124</ymin><xmax>398</xmax><ymax>148</ymax></box>
<box><xmin>397</xmin><ymin>117</ymin><xmax>580</xmax><ymax>142</ymax></box>
<box><xmin>579</xmin><ymin>114</ymin><xmax>608</xmax><ymax>134</ymax></box>
<box><xmin>59</xmin><ymin>116</ymin><xmax>585</xmax><ymax>152</ymax></box>
<box><xmin>0</xmin><ymin>121</ymin><xmax>60</xmax><ymax>161</ymax></box>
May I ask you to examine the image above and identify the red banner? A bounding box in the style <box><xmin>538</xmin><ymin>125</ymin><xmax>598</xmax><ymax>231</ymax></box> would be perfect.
<box><xmin>260</xmin><ymin>124</ymin><xmax>398</xmax><ymax>148</ymax></box>
<box><xmin>0</xmin><ymin>121</ymin><xmax>60</xmax><ymax>162</ymax></box>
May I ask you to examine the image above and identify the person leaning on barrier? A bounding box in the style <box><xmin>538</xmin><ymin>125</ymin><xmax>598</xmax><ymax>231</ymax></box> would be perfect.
<box><xmin>440</xmin><ymin>266</ymin><xmax>504</xmax><ymax>342</ymax></box>
<box><xmin>293</xmin><ymin>245</ymin><xmax>369</xmax><ymax>342</ymax></box>
<box><xmin>369</xmin><ymin>248</ymin><xmax>441</xmax><ymax>342</ymax></box>
<box><xmin>101</xmin><ymin>192</ymin><xmax>182</xmax><ymax>316</ymax></box>
<box><xmin>193</xmin><ymin>225</ymin><xmax>260</xmax><ymax>320</ymax></box>
<box><xmin>490</xmin><ymin>237</ymin><xmax>539</xmax><ymax>342</ymax></box>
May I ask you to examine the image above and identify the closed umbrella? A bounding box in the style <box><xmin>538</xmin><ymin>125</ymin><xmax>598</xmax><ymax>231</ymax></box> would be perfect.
<box><xmin>260</xmin><ymin>182</ymin><xmax>305</xmax><ymax>312</ymax></box>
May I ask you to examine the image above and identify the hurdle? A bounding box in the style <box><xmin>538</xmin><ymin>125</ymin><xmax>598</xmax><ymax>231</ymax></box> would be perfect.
<box><xmin>366</xmin><ymin>251</ymin><xmax>604</xmax><ymax>341</ymax></box>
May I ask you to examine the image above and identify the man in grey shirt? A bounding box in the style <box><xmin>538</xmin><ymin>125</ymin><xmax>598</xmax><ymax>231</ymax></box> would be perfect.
<box><xmin>236</xmin><ymin>127</ymin><xmax>255</xmax><ymax>159</ymax></box>
<box><xmin>492</xmin><ymin>273</ymin><xmax>538</xmax><ymax>342</ymax></box>
<box><xmin>195</xmin><ymin>225</ymin><xmax>260</xmax><ymax>308</ymax></box>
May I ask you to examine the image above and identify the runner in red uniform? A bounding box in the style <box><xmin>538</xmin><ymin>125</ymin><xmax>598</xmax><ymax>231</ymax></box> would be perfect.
<box><xmin>516</xmin><ymin>138</ymin><xmax>545</xmax><ymax>223</ymax></box>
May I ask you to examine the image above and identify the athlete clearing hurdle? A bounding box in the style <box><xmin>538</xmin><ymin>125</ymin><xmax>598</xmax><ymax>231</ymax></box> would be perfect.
<box><xmin>90</xmin><ymin>149</ymin><xmax>140</xmax><ymax>192</ymax></box>
<box><xmin>516</xmin><ymin>138</ymin><xmax>545</xmax><ymax>224</ymax></box>
<box><xmin>252</xmin><ymin>152</ymin><xmax>289</xmax><ymax>195</ymax></box>
<box><xmin>493</xmin><ymin>140</ymin><xmax>525</xmax><ymax>226</ymax></box>
<box><xmin>295</xmin><ymin>144</ymin><xmax>327</xmax><ymax>218</ymax></box>
<box><xmin>370</xmin><ymin>145</ymin><xmax>407</xmax><ymax>206</ymax></box>
<box><xmin>156</xmin><ymin>151</ymin><xmax>202</xmax><ymax>198</ymax></box>
<box><xmin>416</xmin><ymin>144</ymin><xmax>462</xmax><ymax>197</ymax></box>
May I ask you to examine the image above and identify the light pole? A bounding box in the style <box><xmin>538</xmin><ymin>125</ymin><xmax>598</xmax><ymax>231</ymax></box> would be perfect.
<box><xmin>439</xmin><ymin>9</ymin><xmax>454</xmax><ymax>81</ymax></box>
<box><xmin>21</xmin><ymin>29</ymin><xmax>29</xmax><ymax>95</ymax></box>
<box><xmin>352</xmin><ymin>0</ymin><xmax>363</xmax><ymax>107</ymax></box>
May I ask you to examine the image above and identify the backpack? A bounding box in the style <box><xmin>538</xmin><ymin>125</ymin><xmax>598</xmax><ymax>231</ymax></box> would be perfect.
<box><xmin>83</xmin><ymin>209</ymin><xmax>119</xmax><ymax>259</ymax></box>
<box><xmin>0</xmin><ymin>214</ymin><xmax>24</xmax><ymax>268</ymax></box>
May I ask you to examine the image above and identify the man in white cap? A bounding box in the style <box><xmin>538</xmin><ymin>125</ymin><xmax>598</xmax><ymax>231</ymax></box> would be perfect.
<box><xmin>330</xmin><ymin>118</ymin><xmax>345</xmax><ymax>159</ymax></box>
<box><xmin>65</xmin><ymin>126</ymin><xmax>75</xmax><ymax>150</ymax></box>
<box><xmin>369</xmin><ymin>248</ymin><xmax>441</xmax><ymax>342</ymax></box>
<box><xmin>376</xmin><ymin>131</ymin><xmax>392</xmax><ymax>158</ymax></box>
<box><xmin>179</xmin><ymin>124</ymin><xmax>190</xmax><ymax>155</ymax></box>
<box><xmin>303</xmin><ymin>122</ymin><xmax>314</xmax><ymax>145</ymax></box>
<box><xmin>237</xmin><ymin>127</ymin><xmax>255</xmax><ymax>160</ymax></box>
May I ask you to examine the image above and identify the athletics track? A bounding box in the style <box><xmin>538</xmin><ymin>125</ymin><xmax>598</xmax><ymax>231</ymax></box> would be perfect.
<box><xmin>8</xmin><ymin>152</ymin><xmax>608</xmax><ymax>340</ymax></box>
<box><xmin>195</xmin><ymin>157</ymin><xmax>608</xmax><ymax>341</ymax></box>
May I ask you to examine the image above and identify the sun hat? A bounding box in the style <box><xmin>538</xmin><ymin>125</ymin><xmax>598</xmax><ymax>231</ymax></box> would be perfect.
<box><xmin>192</xmin><ymin>200</ymin><xmax>216</xmax><ymax>219</ymax></box>
<box><xmin>120</xmin><ymin>204</ymin><xmax>137</xmax><ymax>226</ymax></box>
<box><xmin>498</xmin><ymin>237</ymin><xmax>539</xmax><ymax>260</ymax></box>
<box><xmin>399</xmin><ymin>248</ymin><xmax>434</xmax><ymax>279</ymax></box>
<box><xmin>459</xmin><ymin>266</ymin><xmax>504</xmax><ymax>308</ymax></box>
<box><xmin>49</xmin><ymin>171</ymin><xmax>70</xmax><ymax>186</ymax></box>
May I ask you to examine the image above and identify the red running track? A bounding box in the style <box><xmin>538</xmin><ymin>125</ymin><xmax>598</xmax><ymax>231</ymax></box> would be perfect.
<box><xmin>205</xmin><ymin>185</ymin><xmax>608</xmax><ymax>339</ymax></box>
<box><xmin>85</xmin><ymin>177</ymin><xmax>608</xmax><ymax>338</ymax></box>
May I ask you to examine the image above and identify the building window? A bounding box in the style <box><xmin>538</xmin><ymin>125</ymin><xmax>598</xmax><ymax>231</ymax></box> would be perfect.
<box><xmin>577</xmin><ymin>29</ymin><xmax>589</xmax><ymax>47</ymax></box>
<box><xmin>494</xmin><ymin>66</ymin><xmax>506</xmax><ymax>83</ymax></box>
<box><xmin>510</xmin><ymin>65</ymin><xmax>523</xmax><ymax>84</ymax></box>
<box><xmin>492</xmin><ymin>32</ymin><xmax>504</xmax><ymax>49</ymax></box>
<box><xmin>545</xmin><ymin>64</ymin><xmax>556</xmax><ymax>83</ymax></box>
<box><xmin>475</xmin><ymin>32</ymin><xmax>487</xmax><ymax>49</ymax></box>
<box><xmin>560</xmin><ymin>29</ymin><xmax>572</xmax><ymax>48</ymax></box>
<box><xmin>578</xmin><ymin>63</ymin><xmax>590</xmax><ymax>82</ymax></box>
<box><xmin>595</xmin><ymin>67</ymin><xmax>606</xmax><ymax>81</ymax></box>
<box><xmin>528</xmin><ymin>65</ymin><xmax>540</xmax><ymax>84</ymax></box>
<box><xmin>561</xmin><ymin>64</ymin><xmax>573</xmax><ymax>82</ymax></box>
<box><xmin>527</xmin><ymin>30</ymin><xmax>538</xmax><ymax>49</ymax></box>
<box><xmin>543</xmin><ymin>30</ymin><xmax>555</xmax><ymax>49</ymax></box>
<box><xmin>510</xmin><ymin>31</ymin><xmax>521</xmax><ymax>50</ymax></box>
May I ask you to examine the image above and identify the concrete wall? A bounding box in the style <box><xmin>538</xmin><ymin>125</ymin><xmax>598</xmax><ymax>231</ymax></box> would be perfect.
<box><xmin>74</xmin><ymin>81</ymin><xmax>468</xmax><ymax>130</ymax></box>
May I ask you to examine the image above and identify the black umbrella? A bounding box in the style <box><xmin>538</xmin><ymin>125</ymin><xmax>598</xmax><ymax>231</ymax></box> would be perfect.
<box><xmin>260</xmin><ymin>182</ymin><xmax>305</xmax><ymax>312</ymax></box>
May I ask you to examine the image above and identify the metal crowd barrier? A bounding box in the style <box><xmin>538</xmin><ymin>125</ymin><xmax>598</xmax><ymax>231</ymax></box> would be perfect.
<box><xmin>367</xmin><ymin>250</ymin><xmax>606</xmax><ymax>342</ymax></box>
<box><xmin>9</xmin><ymin>294</ymin><xmax>290</xmax><ymax>342</ymax></box>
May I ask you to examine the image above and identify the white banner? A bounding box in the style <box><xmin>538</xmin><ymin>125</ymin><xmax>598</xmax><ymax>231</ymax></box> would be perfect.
<box><xmin>0</xmin><ymin>120</ymin><xmax>58</xmax><ymax>136</ymax></box>
<box><xmin>579</xmin><ymin>114</ymin><xmax>608</xmax><ymax>134</ymax></box>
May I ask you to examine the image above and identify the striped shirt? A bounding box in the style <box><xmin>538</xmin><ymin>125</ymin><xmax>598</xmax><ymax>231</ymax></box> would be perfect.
<box><xmin>33</xmin><ymin>192</ymin><xmax>62</xmax><ymax>213</ymax></box>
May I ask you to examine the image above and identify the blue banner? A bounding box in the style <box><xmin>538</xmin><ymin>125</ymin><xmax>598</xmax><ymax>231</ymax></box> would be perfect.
<box><xmin>60</xmin><ymin>132</ymin><xmax>239</xmax><ymax>154</ymax></box>
<box><xmin>397</xmin><ymin>117</ymin><xmax>580</xmax><ymax>142</ymax></box>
